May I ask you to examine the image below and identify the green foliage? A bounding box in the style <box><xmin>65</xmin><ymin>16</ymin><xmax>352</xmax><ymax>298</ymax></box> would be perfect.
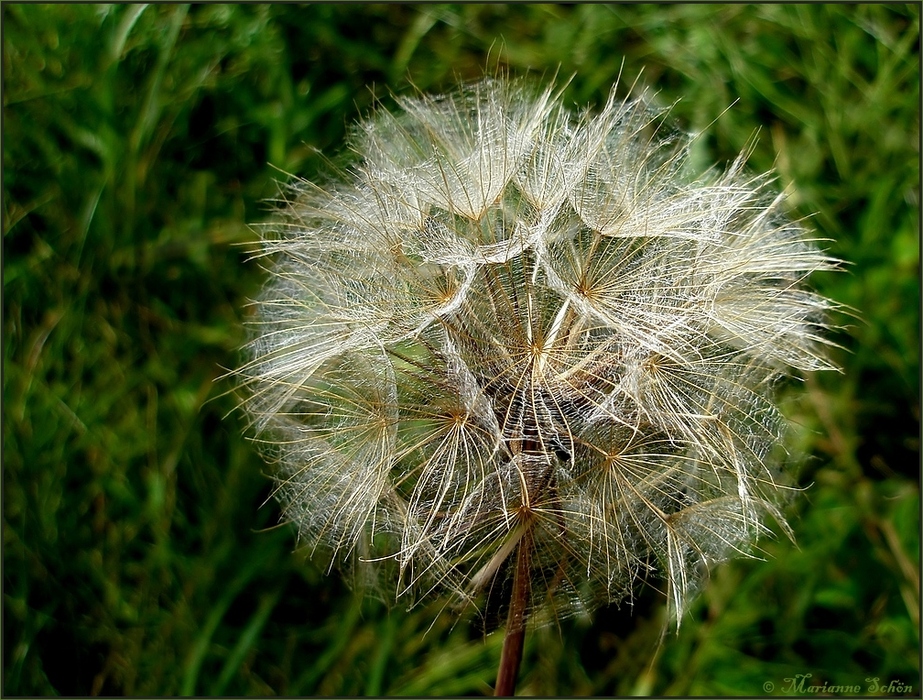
<box><xmin>4</xmin><ymin>4</ymin><xmax>918</xmax><ymax>695</ymax></box>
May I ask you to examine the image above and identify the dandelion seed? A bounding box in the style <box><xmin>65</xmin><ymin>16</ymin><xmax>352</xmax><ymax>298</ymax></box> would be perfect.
<box><xmin>236</xmin><ymin>76</ymin><xmax>839</xmax><ymax>695</ymax></box>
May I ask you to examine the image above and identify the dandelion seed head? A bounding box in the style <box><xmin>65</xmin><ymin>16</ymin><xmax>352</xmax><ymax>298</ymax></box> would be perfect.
<box><xmin>237</xmin><ymin>77</ymin><xmax>839</xmax><ymax>624</ymax></box>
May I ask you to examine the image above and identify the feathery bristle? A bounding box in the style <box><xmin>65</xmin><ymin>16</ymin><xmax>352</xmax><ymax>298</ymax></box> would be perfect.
<box><xmin>236</xmin><ymin>77</ymin><xmax>839</xmax><ymax>625</ymax></box>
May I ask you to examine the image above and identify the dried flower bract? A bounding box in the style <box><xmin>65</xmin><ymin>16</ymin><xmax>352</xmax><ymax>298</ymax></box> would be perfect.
<box><xmin>237</xmin><ymin>77</ymin><xmax>838</xmax><ymax>625</ymax></box>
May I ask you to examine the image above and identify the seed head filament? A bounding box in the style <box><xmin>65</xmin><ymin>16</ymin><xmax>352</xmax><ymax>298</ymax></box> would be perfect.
<box><xmin>237</xmin><ymin>77</ymin><xmax>840</xmax><ymax>647</ymax></box>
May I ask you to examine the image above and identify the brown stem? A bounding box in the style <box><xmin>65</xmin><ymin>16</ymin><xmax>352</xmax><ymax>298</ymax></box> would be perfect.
<box><xmin>494</xmin><ymin>527</ymin><xmax>532</xmax><ymax>697</ymax></box>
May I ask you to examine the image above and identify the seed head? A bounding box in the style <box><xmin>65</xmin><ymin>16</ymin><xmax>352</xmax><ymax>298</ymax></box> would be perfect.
<box><xmin>237</xmin><ymin>77</ymin><xmax>838</xmax><ymax>624</ymax></box>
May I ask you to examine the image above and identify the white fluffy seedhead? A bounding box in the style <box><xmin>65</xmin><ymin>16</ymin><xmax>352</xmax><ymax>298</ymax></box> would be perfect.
<box><xmin>237</xmin><ymin>77</ymin><xmax>839</xmax><ymax>625</ymax></box>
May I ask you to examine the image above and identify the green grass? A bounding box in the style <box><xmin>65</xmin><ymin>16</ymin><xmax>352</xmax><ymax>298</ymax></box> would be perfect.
<box><xmin>4</xmin><ymin>4</ymin><xmax>919</xmax><ymax>695</ymax></box>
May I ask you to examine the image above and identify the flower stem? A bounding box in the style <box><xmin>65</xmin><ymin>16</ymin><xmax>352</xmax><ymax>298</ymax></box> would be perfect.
<box><xmin>494</xmin><ymin>526</ymin><xmax>532</xmax><ymax>697</ymax></box>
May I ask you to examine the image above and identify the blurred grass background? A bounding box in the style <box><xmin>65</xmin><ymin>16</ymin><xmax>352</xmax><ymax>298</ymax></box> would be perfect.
<box><xmin>3</xmin><ymin>4</ymin><xmax>919</xmax><ymax>696</ymax></box>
